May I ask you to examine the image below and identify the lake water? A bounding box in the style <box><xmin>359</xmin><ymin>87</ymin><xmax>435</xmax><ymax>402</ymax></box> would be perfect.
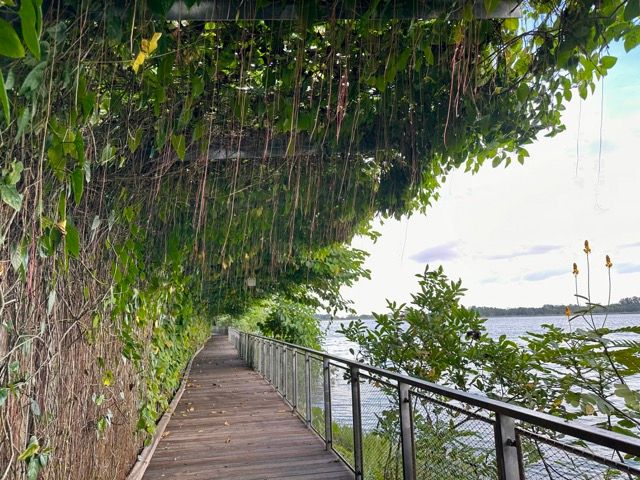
<box><xmin>313</xmin><ymin>313</ymin><xmax>640</xmax><ymax>474</ymax></box>
<box><xmin>321</xmin><ymin>313</ymin><xmax>640</xmax><ymax>359</ymax></box>
<box><xmin>317</xmin><ymin>313</ymin><xmax>640</xmax><ymax>430</ymax></box>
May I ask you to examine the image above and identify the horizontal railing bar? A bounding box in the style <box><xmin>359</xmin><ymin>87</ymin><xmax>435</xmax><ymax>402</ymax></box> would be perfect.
<box><xmin>411</xmin><ymin>390</ymin><xmax>495</xmax><ymax>424</ymax></box>
<box><xmin>358</xmin><ymin>373</ymin><xmax>397</xmax><ymax>389</ymax></box>
<box><xmin>329</xmin><ymin>361</ymin><xmax>350</xmax><ymax>371</ymax></box>
<box><xmin>231</xmin><ymin>329</ymin><xmax>640</xmax><ymax>457</ymax></box>
<box><xmin>516</xmin><ymin>427</ymin><xmax>640</xmax><ymax>476</ymax></box>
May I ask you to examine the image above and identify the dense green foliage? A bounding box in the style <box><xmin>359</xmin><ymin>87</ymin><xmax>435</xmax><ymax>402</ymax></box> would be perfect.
<box><xmin>472</xmin><ymin>297</ymin><xmax>640</xmax><ymax>317</ymax></box>
<box><xmin>341</xmin><ymin>244</ymin><xmax>640</xmax><ymax>473</ymax></box>
<box><xmin>0</xmin><ymin>0</ymin><xmax>639</xmax><ymax>478</ymax></box>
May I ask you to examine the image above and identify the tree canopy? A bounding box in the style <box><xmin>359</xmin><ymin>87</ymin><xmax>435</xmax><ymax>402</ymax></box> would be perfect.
<box><xmin>1</xmin><ymin>0</ymin><xmax>639</xmax><ymax>477</ymax></box>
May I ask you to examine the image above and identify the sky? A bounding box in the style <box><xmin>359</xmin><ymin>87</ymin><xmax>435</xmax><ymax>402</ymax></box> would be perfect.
<box><xmin>342</xmin><ymin>45</ymin><xmax>640</xmax><ymax>314</ymax></box>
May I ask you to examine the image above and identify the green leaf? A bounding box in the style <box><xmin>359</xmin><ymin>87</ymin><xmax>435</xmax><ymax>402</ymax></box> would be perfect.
<box><xmin>0</xmin><ymin>183</ymin><xmax>23</xmax><ymax>211</ymax></box>
<box><xmin>65</xmin><ymin>218</ymin><xmax>80</xmax><ymax>258</ymax></box>
<box><xmin>0</xmin><ymin>70</ymin><xmax>10</xmax><ymax>125</ymax></box>
<box><xmin>516</xmin><ymin>83</ymin><xmax>529</xmax><ymax>102</ymax></box>
<box><xmin>624</xmin><ymin>0</ymin><xmax>640</xmax><ymax>22</ymax></box>
<box><xmin>503</xmin><ymin>18</ymin><xmax>518</xmax><ymax>32</ymax></box>
<box><xmin>624</xmin><ymin>29</ymin><xmax>640</xmax><ymax>53</ymax></box>
<box><xmin>19</xmin><ymin>61</ymin><xmax>46</xmax><ymax>95</ymax></box>
<box><xmin>19</xmin><ymin>0</ymin><xmax>41</xmax><ymax>60</ymax></box>
<box><xmin>27</xmin><ymin>458</ymin><xmax>41</xmax><ymax>480</ymax></box>
<box><xmin>128</xmin><ymin>128</ymin><xmax>142</xmax><ymax>153</ymax></box>
<box><xmin>0</xmin><ymin>19</ymin><xmax>25</xmax><ymax>58</ymax></box>
<box><xmin>0</xmin><ymin>387</ymin><xmax>8</xmax><ymax>407</ymax></box>
<box><xmin>171</xmin><ymin>134</ymin><xmax>186</xmax><ymax>161</ymax></box>
<box><xmin>4</xmin><ymin>160</ymin><xmax>23</xmax><ymax>185</ymax></box>
<box><xmin>17</xmin><ymin>436</ymin><xmax>39</xmax><ymax>461</ymax></box>
<box><xmin>600</xmin><ymin>55</ymin><xmax>617</xmax><ymax>70</ymax></box>
<box><xmin>71</xmin><ymin>167</ymin><xmax>84</xmax><ymax>204</ymax></box>
<box><xmin>47</xmin><ymin>143</ymin><xmax>65</xmax><ymax>180</ymax></box>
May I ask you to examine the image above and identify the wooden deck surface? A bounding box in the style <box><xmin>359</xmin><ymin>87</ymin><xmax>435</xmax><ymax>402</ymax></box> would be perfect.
<box><xmin>143</xmin><ymin>335</ymin><xmax>352</xmax><ymax>479</ymax></box>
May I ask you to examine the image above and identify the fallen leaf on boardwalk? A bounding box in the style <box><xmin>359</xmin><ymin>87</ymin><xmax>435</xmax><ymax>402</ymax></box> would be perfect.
<box><xmin>224</xmin><ymin>421</ymin><xmax>229</xmax><ymax>426</ymax></box>
<box><xmin>188</xmin><ymin>407</ymin><xmax>195</xmax><ymax>412</ymax></box>
<box><xmin>225</xmin><ymin>437</ymin><xmax>231</xmax><ymax>443</ymax></box>
<box><xmin>161</xmin><ymin>431</ymin><xmax>171</xmax><ymax>438</ymax></box>
<box><xmin>197</xmin><ymin>429</ymin><xmax>203</xmax><ymax>433</ymax></box>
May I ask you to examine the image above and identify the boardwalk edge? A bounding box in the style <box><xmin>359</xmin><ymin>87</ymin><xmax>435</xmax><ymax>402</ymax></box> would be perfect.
<box><xmin>126</xmin><ymin>340</ymin><xmax>207</xmax><ymax>480</ymax></box>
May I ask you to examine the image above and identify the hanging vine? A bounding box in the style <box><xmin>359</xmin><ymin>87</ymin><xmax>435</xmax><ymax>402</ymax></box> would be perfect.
<box><xmin>0</xmin><ymin>0</ymin><xmax>638</xmax><ymax>478</ymax></box>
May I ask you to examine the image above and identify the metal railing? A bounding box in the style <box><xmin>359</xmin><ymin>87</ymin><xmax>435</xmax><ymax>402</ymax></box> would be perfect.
<box><xmin>229</xmin><ymin>329</ymin><xmax>640</xmax><ymax>480</ymax></box>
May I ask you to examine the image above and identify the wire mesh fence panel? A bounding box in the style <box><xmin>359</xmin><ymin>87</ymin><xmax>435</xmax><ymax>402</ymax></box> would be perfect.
<box><xmin>516</xmin><ymin>426</ymin><xmax>640</xmax><ymax>479</ymax></box>
<box><xmin>286</xmin><ymin>348</ymin><xmax>295</xmax><ymax>404</ymax></box>
<box><xmin>296</xmin><ymin>352</ymin><xmax>307</xmax><ymax>420</ymax></box>
<box><xmin>359</xmin><ymin>375</ymin><xmax>402</xmax><ymax>480</ymax></box>
<box><xmin>264</xmin><ymin>343</ymin><xmax>272</xmax><ymax>383</ymax></box>
<box><xmin>411</xmin><ymin>391</ymin><xmax>498</xmax><ymax>480</ymax></box>
<box><xmin>230</xmin><ymin>331</ymin><xmax>640</xmax><ymax>480</ymax></box>
<box><xmin>310</xmin><ymin>355</ymin><xmax>326</xmax><ymax>438</ymax></box>
<box><xmin>330</xmin><ymin>362</ymin><xmax>355</xmax><ymax>469</ymax></box>
<box><xmin>252</xmin><ymin>341</ymin><xmax>258</xmax><ymax>369</ymax></box>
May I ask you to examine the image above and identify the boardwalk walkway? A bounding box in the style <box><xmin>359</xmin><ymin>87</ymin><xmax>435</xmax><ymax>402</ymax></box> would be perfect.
<box><xmin>143</xmin><ymin>335</ymin><xmax>352</xmax><ymax>479</ymax></box>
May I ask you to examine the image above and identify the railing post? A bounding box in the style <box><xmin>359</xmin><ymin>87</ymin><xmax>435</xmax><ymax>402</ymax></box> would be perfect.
<box><xmin>350</xmin><ymin>365</ymin><xmax>363</xmax><ymax>480</ymax></box>
<box><xmin>323</xmin><ymin>358</ymin><xmax>333</xmax><ymax>450</ymax></box>
<box><xmin>495</xmin><ymin>413</ymin><xmax>522</xmax><ymax>480</ymax></box>
<box><xmin>292</xmin><ymin>350</ymin><xmax>298</xmax><ymax>410</ymax></box>
<box><xmin>398</xmin><ymin>382</ymin><xmax>416</xmax><ymax>480</ymax></box>
<box><xmin>305</xmin><ymin>352</ymin><xmax>312</xmax><ymax>427</ymax></box>
<box><xmin>277</xmin><ymin>345</ymin><xmax>282</xmax><ymax>393</ymax></box>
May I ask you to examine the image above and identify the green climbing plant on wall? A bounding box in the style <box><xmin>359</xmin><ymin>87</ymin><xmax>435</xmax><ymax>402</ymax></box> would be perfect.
<box><xmin>0</xmin><ymin>0</ymin><xmax>639</xmax><ymax>478</ymax></box>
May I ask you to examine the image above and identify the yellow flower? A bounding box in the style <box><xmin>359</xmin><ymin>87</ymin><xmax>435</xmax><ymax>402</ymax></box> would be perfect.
<box><xmin>572</xmin><ymin>262</ymin><xmax>579</xmax><ymax>275</ymax></box>
<box><xmin>605</xmin><ymin>255</ymin><xmax>612</xmax><ymax>268</ymax></box>
<box><xmin>132</xmin><ymin>32</ymin><xmax>162</xmax><ymax>73</ymax></box>
<box><xmin>583</xmin><ymin>240</ymin><xmax>591</xmax><ymax>254</ymax></box>
<box><xmin>142</xmin><ymin>32</ymin><xmax>162</xmax><ymax>55</ymax></box>
<box><xmin>565</xmin><ymin>306</ymin><xmax>571</xmax><ymax>317</ymax></box>
<box><xmin>131</xmin><ymin>51</ymin><xmax>147</xmax><ymax>73</ymax></box>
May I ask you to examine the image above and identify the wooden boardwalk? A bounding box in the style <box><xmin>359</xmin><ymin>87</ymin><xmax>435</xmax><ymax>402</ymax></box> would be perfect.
<box><xmin>143</xmin><ymin>335</ymin><xmax>352</xmax><ymax>479</ymax></box>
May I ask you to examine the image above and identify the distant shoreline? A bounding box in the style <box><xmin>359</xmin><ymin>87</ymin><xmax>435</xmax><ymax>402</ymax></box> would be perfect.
<box><xmin>475</xmin><ymin>310</ymin><xmax>640</xmax><ymax>318</ymax></box>
<box><xmin>316</xmin><ymin>298</ymin><xmax>640</xmax><ymax>320</ymax></box>
<box><xmin>470</xmin><ymin>301</ymin><xmax>640</xmax><ymax>318</ymax></box>
<box><xmin>318</xmin><ymin>311</ymin><xmax>640</xmax><ymax>321</ymax></box>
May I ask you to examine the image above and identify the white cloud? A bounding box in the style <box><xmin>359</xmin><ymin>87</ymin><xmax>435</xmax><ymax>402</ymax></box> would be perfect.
<box><xmin>342</xmin><ymin>46</ymin><xmax>640</xmax><ymax>314</ymax></box>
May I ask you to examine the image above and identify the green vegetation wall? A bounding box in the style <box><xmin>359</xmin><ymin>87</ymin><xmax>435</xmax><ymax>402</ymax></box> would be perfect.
<box><xmin>0</xmin><ymin>0</ymin><xmax>638</xmax><ymax>478</ymax></box>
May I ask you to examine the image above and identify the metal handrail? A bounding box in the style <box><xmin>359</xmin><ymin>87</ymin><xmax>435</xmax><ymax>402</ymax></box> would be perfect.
<box><xmin>228</xmin><ymin>328</ymin><xmax>640</xmax><ymax>480</ymax></box>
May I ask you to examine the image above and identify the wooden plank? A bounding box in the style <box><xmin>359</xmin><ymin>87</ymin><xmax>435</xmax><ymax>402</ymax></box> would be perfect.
<box><xmin>142</xmin><ymin>336</ymin><xmax>352</xmax><ymax>479</ymax></box>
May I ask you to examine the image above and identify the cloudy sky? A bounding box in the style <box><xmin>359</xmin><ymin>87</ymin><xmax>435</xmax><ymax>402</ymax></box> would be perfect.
<box><xmin>343</xmin><ymin>44</ymin><xmax>640</xmax><ymax>314</ymax></box>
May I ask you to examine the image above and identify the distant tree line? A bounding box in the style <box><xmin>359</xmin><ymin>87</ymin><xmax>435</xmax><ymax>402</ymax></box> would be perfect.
<box><xmin>471</xmin><ymin>297</ymin><xmax>640</xmax><ymax>317</ymax></box>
